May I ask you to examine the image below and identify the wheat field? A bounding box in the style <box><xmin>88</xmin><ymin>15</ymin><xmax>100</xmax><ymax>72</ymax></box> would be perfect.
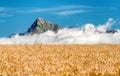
<box><xmin>0</xmin><ymin>45</ymin><xmax>120</xmax><ymax>76</ymax></box>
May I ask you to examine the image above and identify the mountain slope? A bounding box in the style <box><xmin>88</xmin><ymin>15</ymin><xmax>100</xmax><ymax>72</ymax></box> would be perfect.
<box><xmin>9</xmin><ymin>18</ymin><xmax>119</xmax><ymax>38</ymax></box>
<box><xmin>27</xmin><ymin>18</ymin><xmax>62</xmax><ymax>34</ymax></box>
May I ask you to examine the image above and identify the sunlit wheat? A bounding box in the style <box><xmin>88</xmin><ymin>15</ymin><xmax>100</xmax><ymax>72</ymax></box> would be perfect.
<box><xmin>0</xmin><ymin>45</ymin><xmax>120</xmax><ymax>76</ymax></box>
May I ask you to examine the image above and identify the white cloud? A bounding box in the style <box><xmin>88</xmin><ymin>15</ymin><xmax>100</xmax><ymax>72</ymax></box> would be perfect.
<box><xmin>16</xmin><ymin>5</ymin><xmax>93</xmax><ymax>13</ymax></box>
<box><xmin>0</xmin><ymin>18</ymin><xmax>120</xmax><ymax>44</ymax></box>
<box><xmin>0</xmin><ymin>5</ymin><xmax>117</xmax><ymax>16</ymax></box>
<box><xmin>97</xmin><ymin>18</ymin><xmax>115</xmax><ymax>32</ymax></box>
<box><xmin>0</xmin><ymin>7</ymin><xmax>14</xmax><ymax>17</ymax></box>
<box><xmin>0</xmin><ymin>13</ymin><xmax>14</xmax><ymax>17</ymax></box>
<box><xmin>56</xmin><ymin>10</ymin><xmax>91</xmax><ymax>16</ymax></box>
<box><xmin>0</xmin><ymin>7</ymin><xmax>14</xmax><ymax>12</ymax></box>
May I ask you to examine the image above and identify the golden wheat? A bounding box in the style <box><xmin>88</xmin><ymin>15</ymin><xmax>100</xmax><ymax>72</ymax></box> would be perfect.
<box><xmin>0</xmin><ymin>45</ymin><xmax>120</xmax><ymax>76</ymax></box>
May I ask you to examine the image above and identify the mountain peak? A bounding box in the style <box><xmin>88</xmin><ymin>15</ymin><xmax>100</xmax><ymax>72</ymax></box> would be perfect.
<box><xmin>37</xmin><ymin>18</ymin><xmax>44</xmax><ymax>20</ymax></box>
<box><xmin>37</xmin><ymin>18</ymin><xmax>45</xmax><ymax>24</ymax></box>
<box><xmin>27</xmin><ymin>18</ymin><xmax>62</xmax><ymax>34</ymax></box>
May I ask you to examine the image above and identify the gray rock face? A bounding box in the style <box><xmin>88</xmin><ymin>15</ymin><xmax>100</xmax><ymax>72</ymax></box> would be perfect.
<box><xmin>9</xmin><ymin>18</ymin><xmax>62</xmax><ymax>37</ymax></box>
<box><xmin>9</xmin><ymin>17</ymin><xmax>119</xmax><ymax>38</ymax></box>
<box><xmin>106</xmin><ymin>30</ymin><xmax>118</xmax><ymax>33</ymax></box>
<box><xmin>27</xmin><ymin>18</ymin><xmax>62</xmax><ymax>34</ymax></box>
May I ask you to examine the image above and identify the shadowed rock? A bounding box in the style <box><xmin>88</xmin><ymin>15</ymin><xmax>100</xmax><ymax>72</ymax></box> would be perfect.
<box><xmin>9</xmin><ymin>18</ymin><xmax>119</xmax><ymax>38</ymax></box>
<box><xmin>9</xmin><ymin>18</ymin><xmax>62</xmax><ymax>37</ymax></box>
<box><xmin>106</xmin><ymin>30</ymin><xmax>118</xmax><ymax>33</ymax></box>
<box><xmin>27</xmin><ymin>18</ymin><xmax>62</xmax><ymax>34</ymax></box>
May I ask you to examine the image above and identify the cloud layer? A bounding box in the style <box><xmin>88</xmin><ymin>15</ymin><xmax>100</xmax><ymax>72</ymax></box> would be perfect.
<box><xmin>16</xmin><ymin>5</ymin><xmax>93</xmax><ymax>16</ymax></box>
<box><xmin>56</xmin><ymin>10</ymin><xmax>91</xmax><ymax>16</ymax></box>
<box><xmin>1</xmin><ymin>5</ymin><xmax>115</xmax><ymax>17</ymax></box>
<box><xmin>0</xmin><ymin>18</ymin><xmax>120</xmax><ymax>44</ymax></box>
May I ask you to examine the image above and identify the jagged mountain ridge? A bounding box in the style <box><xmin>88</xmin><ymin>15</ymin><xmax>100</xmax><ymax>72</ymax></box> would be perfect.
<box><xmin>9</xmin><ymin>18</ymin><xmax>119</xmax><ymax>37</ymax></box>
<box><xmin>9</xmin><ymin>18</ymin><xmax>62</xmax><ymax>37</ymax></box>
<box><xmin>27</xmin><ymin>18</ymin><xmax>62</xmax><ymax>34</ymax></box>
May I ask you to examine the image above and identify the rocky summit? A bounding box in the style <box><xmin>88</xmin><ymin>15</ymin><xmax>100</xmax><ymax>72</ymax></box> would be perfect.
<box><xmin>9</xmin><ymin>18</ymin><xmax>62</xmax><ymax>37</ymax></box>
<box><xmin>9</xmin><ymin>18</ymin><xmax>119</xmax><ymax>38</ymax></box>
<box><xmin>27</xmin><ymin>18</ymin><xmax>62</xmax><ymax>34</ymax></box>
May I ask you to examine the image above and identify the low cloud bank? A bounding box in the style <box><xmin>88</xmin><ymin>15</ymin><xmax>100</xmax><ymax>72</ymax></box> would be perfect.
<box><xmin>0</xmin><ymin>18</ymin><xmax>120</xmax><ymax>44</ymax></box>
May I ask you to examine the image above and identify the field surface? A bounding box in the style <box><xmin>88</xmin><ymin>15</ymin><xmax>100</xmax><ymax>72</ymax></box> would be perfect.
<box><xmin>0</xmin><ymin>45</ymin><xmax>120</xmax><ymax>76</ymax></box>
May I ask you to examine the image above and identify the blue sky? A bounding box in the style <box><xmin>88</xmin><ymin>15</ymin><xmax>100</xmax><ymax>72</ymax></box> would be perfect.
<box><xmin>0</xmin><ymin>0</ymin><xmax>120</xmax><ymax>37</ymax></box>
